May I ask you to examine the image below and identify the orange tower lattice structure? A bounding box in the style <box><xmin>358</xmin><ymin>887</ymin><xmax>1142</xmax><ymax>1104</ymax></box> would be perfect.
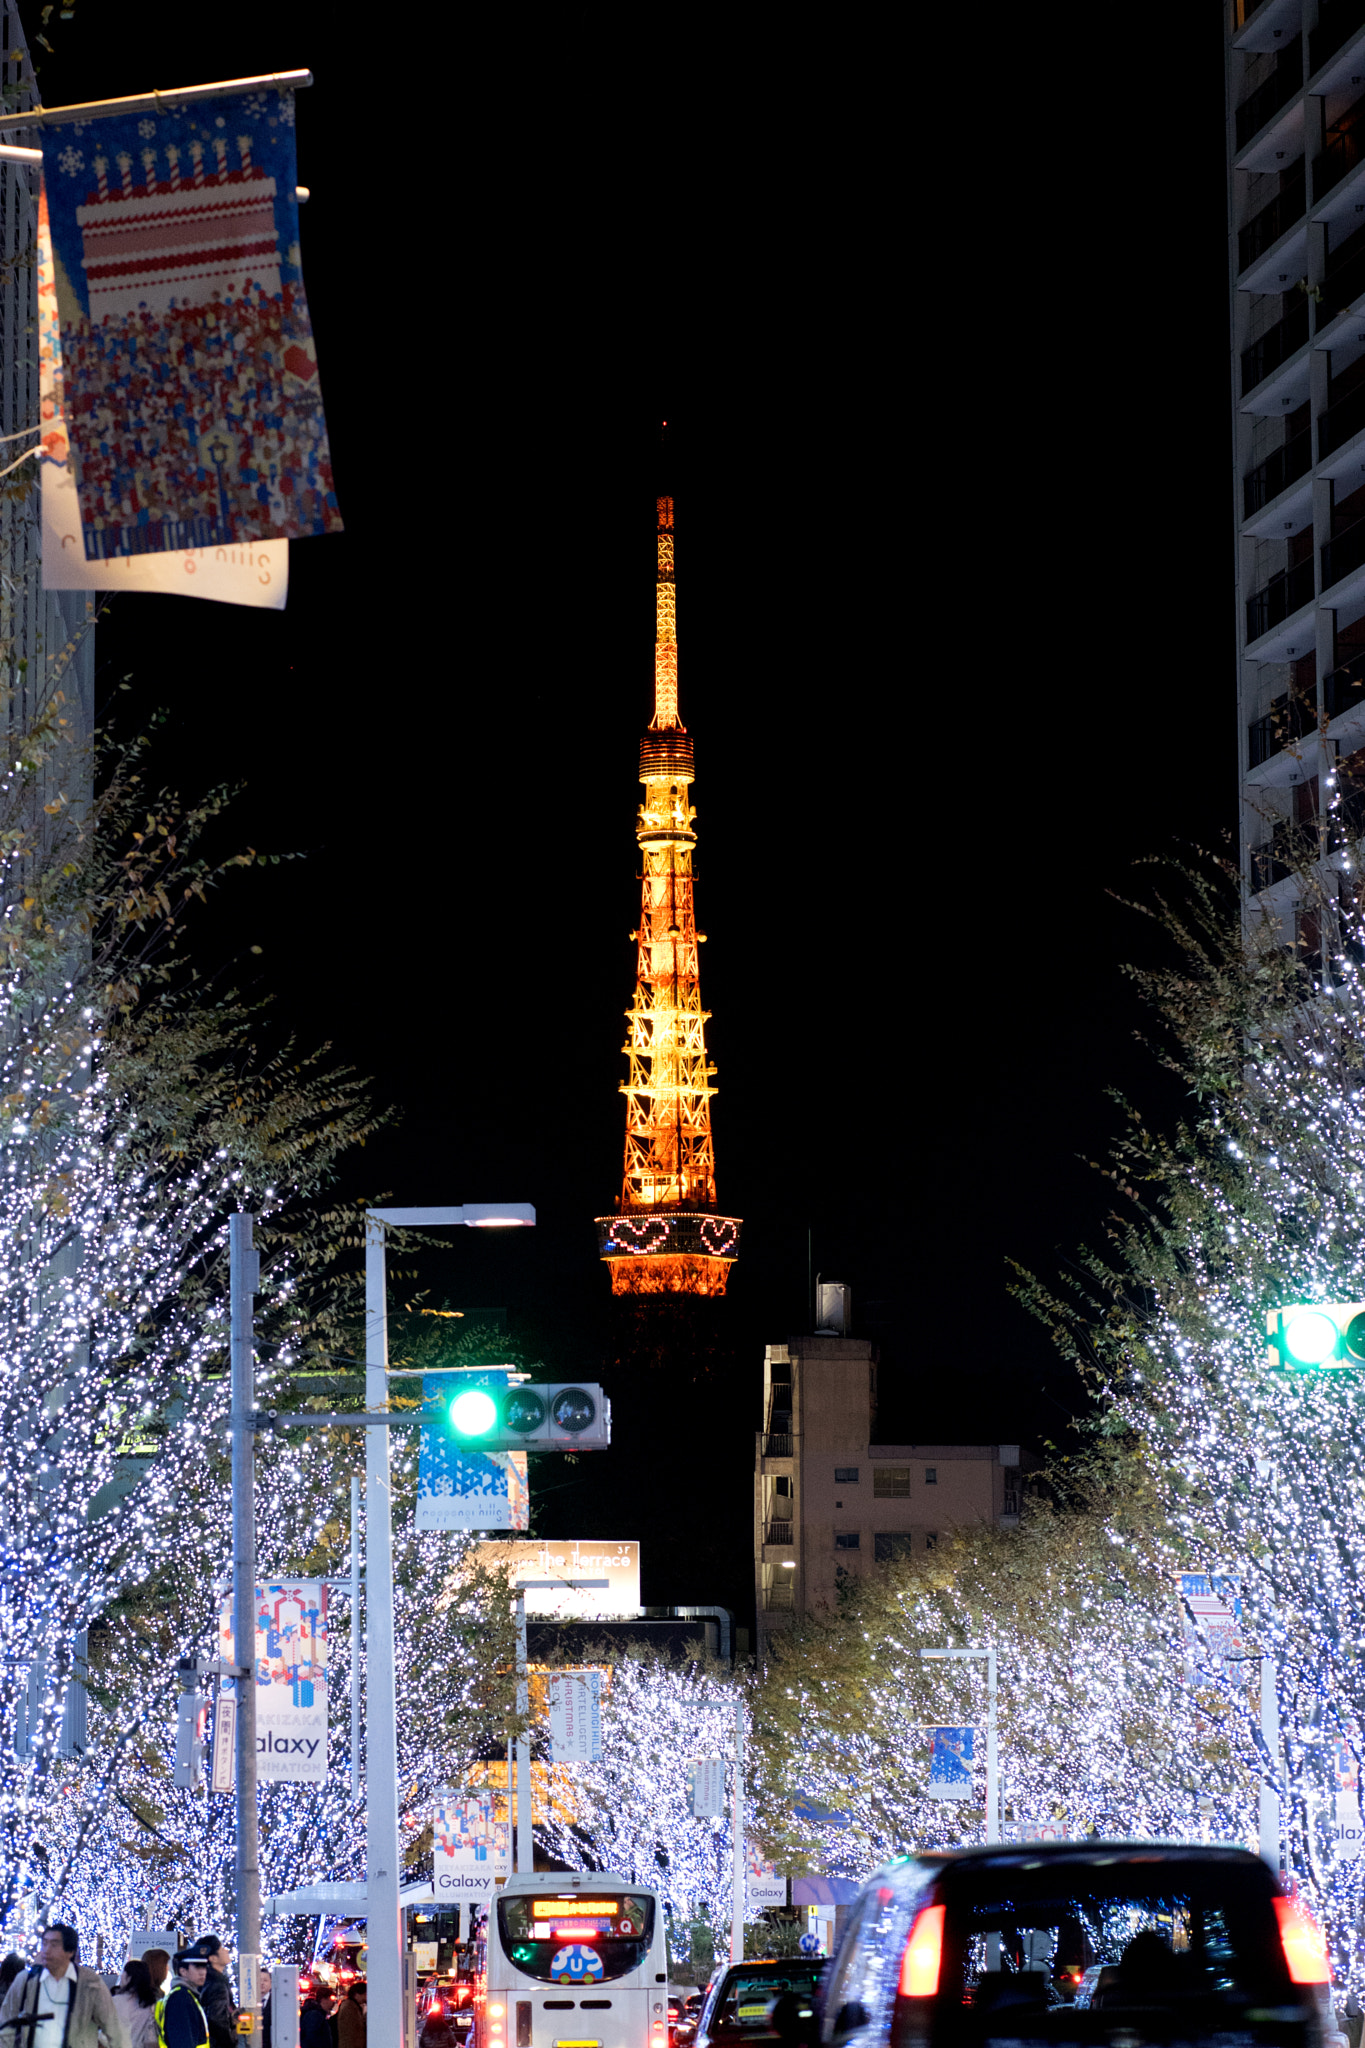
<box><xmin>594</xmin><ymin>482</ymin><xmax>741</xmax><ymax>1296</ymax></box>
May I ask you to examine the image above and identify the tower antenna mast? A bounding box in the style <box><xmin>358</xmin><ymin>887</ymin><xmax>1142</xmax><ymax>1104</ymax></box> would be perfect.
<box><xmin>595</xmin><ymin>428</ymin><xmax>741</xmax><ymax>1295</ymax></box>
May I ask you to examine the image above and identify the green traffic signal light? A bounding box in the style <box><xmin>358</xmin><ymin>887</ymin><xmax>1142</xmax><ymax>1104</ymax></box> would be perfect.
<box><xmin>449</xmin><ymin>1387</ymin><xmax>499</xmax><ymax>1438</ymax></box>
<box><xmin>1267</xmin><ymin>1302</ymin><xmax>1365</xmax><ymax>1368</ymax></box>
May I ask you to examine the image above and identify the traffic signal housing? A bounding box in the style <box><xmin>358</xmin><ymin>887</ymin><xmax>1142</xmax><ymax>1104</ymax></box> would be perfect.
<box><xmin>173</xmin><ymin>1686</ymin><xmax>208</xmax><ymax>1789</ymax></box>
<box><xmin>1266</xmin><ymin>1303</ymin><xmax>1365</xmax><ymax>1369</ymax></box>
<box><xmin>441</xmin><ymin>1380</ymin><xmax>612</xmax><ymax>1451</ymax></box>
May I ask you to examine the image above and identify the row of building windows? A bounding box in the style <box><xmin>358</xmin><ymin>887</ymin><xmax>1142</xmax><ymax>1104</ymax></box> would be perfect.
<box><xmin>834</xmin><ymin>1531</ymin><xmax>938</xmax><ymax>1556</ymax></box>
<box><xmin>833</xmin><ymin>1466</ymin><xmax>937</xmax><ymax>1490</ymax></box>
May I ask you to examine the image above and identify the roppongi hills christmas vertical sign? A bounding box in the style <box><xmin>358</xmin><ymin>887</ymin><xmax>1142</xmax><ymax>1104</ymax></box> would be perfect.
<box><xmin>220</xmin><ymin>1580</ymin><xmax>328</xmax><ymax>1782</ymax></box>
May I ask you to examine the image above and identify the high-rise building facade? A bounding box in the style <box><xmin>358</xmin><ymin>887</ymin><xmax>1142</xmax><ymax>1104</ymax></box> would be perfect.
<box><xmin>595</xmin><ymin>455</ymin><xmax>741</xmax><ymax>1296</ymax></box>
<box><xmin>1227</xmin><ymin>1</ymin><xmax>1365</xmax><ymax>927</ymax></box>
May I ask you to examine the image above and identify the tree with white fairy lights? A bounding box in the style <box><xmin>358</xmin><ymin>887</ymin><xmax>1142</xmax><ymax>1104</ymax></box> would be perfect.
<box><xmin>0</xmin><ymin>690</ymin><xmax>395</xmax><ymax>1937</ymax></box>
<box><xmin>1013</xmin><ymin>829</ymin><xmax>1365</xmax><ymax>1978</ymax></box>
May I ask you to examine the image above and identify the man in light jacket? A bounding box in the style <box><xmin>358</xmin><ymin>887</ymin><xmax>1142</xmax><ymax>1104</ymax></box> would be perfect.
<box><xmin>0</xmin><ymin>1923</ymin><xmax>124</xmax><ymax>2048</ymax></box>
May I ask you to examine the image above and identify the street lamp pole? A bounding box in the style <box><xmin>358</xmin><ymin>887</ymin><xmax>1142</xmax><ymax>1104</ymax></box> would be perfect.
<box><xmin>230</xmin><ymin>1213</ymin><xmax>261</xmax><ymax>2033</ymax></box>
<box><xmin>362</xmin><ymin>1203</ymin><xmax>534</xmax><ymax>2046</ymax></box>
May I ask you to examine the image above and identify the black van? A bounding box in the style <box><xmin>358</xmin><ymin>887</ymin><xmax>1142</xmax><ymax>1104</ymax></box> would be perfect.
<box><xmin>816</xmin><ymin>1841</ymin><xmax>1336</xmax><ymax>2047</ymax></box>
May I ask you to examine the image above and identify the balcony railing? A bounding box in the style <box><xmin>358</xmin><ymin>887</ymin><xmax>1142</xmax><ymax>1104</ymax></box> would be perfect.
<box><xmin>762</xmin><ymin>1432</ymin><xmax>793</xmax><ymax>1458</ymax></box>
<box><xmin>1324</xmin><ymin>516</ymin><xmax>1365</xmax><ymax>590</ymax></box>
<box><xmin>1312</xmin><ymin>0</ymin><xmax>1365</xmax><ymax>75</ymax></box>
<box><xmin>1239</xmin><ymin>163</ymin><xmax>1306</xmax><ymax>273</ymax></box>
<box><xmin>1246</xmin><ymin>558</ymin><xmax>1315</xmax><ymax>640</ymax></box>
<box><xmin>1244</xmin><ymin>427</ymin><xmax>1311</xmax><ymax>515</ymax></box>
<box><xmin>1324</xmin><ymin>237</ymin><xmax>1365</xmax><ymax>322</ymax></box>
<box><xmin>1242</xmin><ymin>299</ymin><xmax>1309</xmax><ymax>394</ymax></box>
<box><xmin>1248</xmin><ymin>688</ymin><xmax>1316</xmax><ymax>768</ymax></box>
<box><xmin>763</xmin><ymin>1520</ymin><xmax>793</xmax><ymax>1546</ymax></box>
<box><xmin>1321</xmin><ymin>381</ymin><xmax>1365</xmax><ymax>460</ymax></box>
<box><xmin>1315</xmin><ymin>112</ymin><xmax>1365</xmax><ymax>200</ymax></box>
<box><xmin>1238</xmin><ymin>50</ymin><xmax>1304</xmax><ymax>153</ymax></box>
<box><xmin>1324</xmin><ymin>646</ymin><xmax>1365</xmax><ymax>718</ymax></box>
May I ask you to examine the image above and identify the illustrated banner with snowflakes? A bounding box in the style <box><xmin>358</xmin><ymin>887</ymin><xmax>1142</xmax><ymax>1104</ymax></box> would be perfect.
<box><xmin>41</xmin><ymin>88</ymin><xmax>342</xmax><ymax>560</ymax></box>
<box><xmin>219</xmin><ymin>1579</ymin><xmax>329</xmax><ymax>1783</ymax></box>
<box><xmin>418</xmin><ymin>1371</ymin><xmax>530</xmax><ymax>1532</ymax></box>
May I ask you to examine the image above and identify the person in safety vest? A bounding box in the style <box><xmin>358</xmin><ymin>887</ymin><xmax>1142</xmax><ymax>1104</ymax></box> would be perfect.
<box><xmin>156</xmin><ymin>1948</ymin><xmax>209</xmax><ymax>2048</ymax></box>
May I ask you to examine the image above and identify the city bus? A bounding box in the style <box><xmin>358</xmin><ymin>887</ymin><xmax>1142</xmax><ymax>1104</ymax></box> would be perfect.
<box><xmin>487</xmin><ymin>1872</ymin><xmax>669</xmax><ymax>2048</ymax></box>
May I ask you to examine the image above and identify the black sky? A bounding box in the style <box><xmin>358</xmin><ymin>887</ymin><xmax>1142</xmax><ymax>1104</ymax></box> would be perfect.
<box><xmin>17</xmin><ymin>8</ymin><xmax>1236</xmax><ymax>1625</ymax></box>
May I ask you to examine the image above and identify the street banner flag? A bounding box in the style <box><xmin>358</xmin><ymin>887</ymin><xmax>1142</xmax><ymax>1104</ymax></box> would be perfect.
<box><xmin>38</xmin><ymin>185</ymin><xmax>287</xmax><ymax>606</ymax></box>
<box><xmin>548</xmin><ymin>1670</ymin><xmax>603</xmax><ymax>1762</ymax></box>
<box><xmin>1177</xmin><ymin>1573</ymin><xmax>1243</xmax><ymax>1679</ymax></box>
<box><xmin>210</xmin><ymin>1690</ymin><xmax>236</xmax><ymax>1794</ymax></box>
<box><xmin>691</xmin><ymin>1757</ymin><xmax>726</xmax><ymax>1817</ymax></box>
<box><xmin>39</xmin><ymin>85</ymin><xmax>341</xmax><ymax>561</ymax></box>
<box><xmin>746</xmin><ymin>1849</ymin><xmax>786</xmax><ymax>1911</ymax></box>
<box><xmin>418</xmin><ymin>1371</ymin><xmax>529</xmax><ymax>1532</ymax></box>
<box><xmin>927</xmin><ymin>1725</ymin><xmax>974</xmax><ymax>1800</ymax></box>
<box><xmin>219</xmin><ymin>1579</ymin><xmax>328</xmax><ymax>1782</ymax></box>
<box><xmin>433</xmin><ymin>1789</ymin><xmax>511</xmax><ymax>1899</ymax></box>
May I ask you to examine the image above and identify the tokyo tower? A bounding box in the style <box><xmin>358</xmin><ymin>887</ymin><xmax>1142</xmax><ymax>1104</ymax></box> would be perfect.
<box><xmin>594</xmin><ymin>456</ymin><xmax>741</xmax><ymax>1297</ymax></box>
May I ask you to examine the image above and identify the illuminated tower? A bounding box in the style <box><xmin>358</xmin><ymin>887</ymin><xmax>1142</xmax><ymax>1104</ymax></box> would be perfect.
<box><xmin>594</xmin><ymin>478</ymin><xmax>741</xmax><ymax>1296</ymax></box>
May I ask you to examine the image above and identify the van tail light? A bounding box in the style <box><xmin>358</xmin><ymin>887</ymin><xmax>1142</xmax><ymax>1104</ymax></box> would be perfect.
<box><xmin>899</xmin><ymin>1904</ymin><xmax>946</xmax><ymax>1998</ymax></box>
<box><xmin>1274</xmin><ymin>1895</ymin><xmax>1330</xmax><ymax>1985</ymax></box>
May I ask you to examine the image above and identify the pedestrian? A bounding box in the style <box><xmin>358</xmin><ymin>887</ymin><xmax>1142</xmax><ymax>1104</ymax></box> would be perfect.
<box><xmin>258</xmin><ymin>1966</ymin><xmax>272</xmax><ymax>2048</ymax></box>
<box><xmin>0</xmin><ymin>1923</ymin><xmax>125</xmax><ymax>2048</ymax></box>
<box><xmin>335</xmin><ymin>1981</ymin><xmax>366</xmax><ymax>2048</ymax></box>
<box><xmin>299</xmin><ymin>1981</ymin><xmax>333</xmax><ymax>2048</ymax></box>
<box><xmin>186</xmin><ymin>1936</ymin><xmax>235</xmax><ymax>2048</ymax></box>
<box><xmin>159</xmin><ymin>1946</ymin><xmax>211</xmax><ymax>2047</ymax></box>
<box><xmin>0</xmin><ymin>1956</ymin><xmax>20</xmax><ymax>2000</ymax></box>
<box><xmin>141</xmin><ymin>1949</ymin><xmax>171</xmax><ymax>1999</ymax></box>
<box><xmin>112</xmin><ymin>1955</ymin><xmax>160</xmax><ymax>2048</ymax></box>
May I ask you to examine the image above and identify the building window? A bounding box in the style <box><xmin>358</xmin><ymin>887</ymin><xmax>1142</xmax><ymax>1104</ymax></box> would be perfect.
<box><xmin>834</xmin><ymin>1467</ymin><xmax>859</xmax><ymax>1484</ymax></box>
<box><xmin>873</xmin><ymin>1467</ymin><xmax>909</xmax><ymax>1497</ymax></box>
<box><xmin>874</xmin><ymin>1533</ymin><xmax>914</xmax><ymax>1563</ymax></box>
<box><xmin>834</xmin><ymin>1531</ymin><xmax>860</xmax><ymax>1550</ymax></box>
<box><xmin>925</xmin><ymin>1467</ymin><xmax>937</xmax><ymax>1484</ymax></box>
<box><xmin>774</xmin><ymin>1475</ymin><xmax>791</xmax><ymax>1499</ymax></box>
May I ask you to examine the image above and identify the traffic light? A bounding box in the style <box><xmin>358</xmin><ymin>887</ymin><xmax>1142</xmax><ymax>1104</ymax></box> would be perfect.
<box><xmin>1266</xmin><ymin>1303</ymin><xmax>1365</xmax><ymax>1369</ymax></box>
<box><xmin>441</xmin><ymin>1380</ymin><xmax>612</xmax><ymax>1451</ymax></box>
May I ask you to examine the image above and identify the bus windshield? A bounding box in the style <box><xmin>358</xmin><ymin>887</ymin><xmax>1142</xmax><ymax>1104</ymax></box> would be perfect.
<box><xmin>497</xmin><ymin>1892</ymin><xmax>656</xmax><ymax>1986</ymax></box>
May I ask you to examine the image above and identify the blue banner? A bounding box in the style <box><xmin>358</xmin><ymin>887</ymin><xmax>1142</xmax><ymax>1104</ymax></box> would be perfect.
<box><xmin>927</xmin><ymin>1725</ymin><xmax>974</xmax><ymax>1799</ymax></box>
<box><xmin>41</xmin><ymin>87</ymin><xmax>341</xmax><ymax>559</ymax></box>
<box><xmin>417</xmin><ymin>1371</ymin><xmax>529</xmax><ymax>1532</ymax></box>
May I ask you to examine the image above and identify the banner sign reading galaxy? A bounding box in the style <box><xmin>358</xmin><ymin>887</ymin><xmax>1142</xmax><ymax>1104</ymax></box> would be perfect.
<box><xmin>40</xmin><ymin>87</ymin><xmax>342</xmax><ymax>560</ymax></box>
<box><xmin>220</xmin><ymin>1578</ymin><xmax>329</xmax><ymax>1782</ymax></box>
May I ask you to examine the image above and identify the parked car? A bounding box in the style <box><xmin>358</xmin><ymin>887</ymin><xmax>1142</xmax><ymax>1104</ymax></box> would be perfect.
<box><xmin>676</xmin><ymin>1989</ymin><xmax>709</xmax><ymax>2047</ymax></box>
<box><xmin>695</xmin><ymin>1959</ymin><xmax>826</xmax><ymax>2048</ymax></box>
<box><xmin>816</xmin><ymin>1840</ymin><xmax>1340</xmax><ymax>2046</ymax></box>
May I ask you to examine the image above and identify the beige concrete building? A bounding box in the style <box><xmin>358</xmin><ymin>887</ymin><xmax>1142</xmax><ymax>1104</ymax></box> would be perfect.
<box><xmin>754</xmin><ymin>1320</ymin><xmax>1026</xmax><ymax>1654</ymax></box>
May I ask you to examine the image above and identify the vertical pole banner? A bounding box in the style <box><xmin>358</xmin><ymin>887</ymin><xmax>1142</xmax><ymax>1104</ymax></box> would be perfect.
<box><xmin>1177</xmin><ymin>1574</ymin><xmax>1243</xmax><ymax>1679</ymax></box>
<box><xmin>745</xmin><ymin>1849</ymin><xmax>786</xmax><ymax>1912</ymax></box>
<box><xmin>548</xmin><ymin>1671</ymin><xmax>603</xmax><ymax>1762</ymax></box>
<box><xmin>37</xmin><ymin>186</ymin><xmax>288</xmax><ymax>607</ymax></box>
<box><xmin>39</xmin><ymin>88</ymin><xmax>342</xmax><ymax>561</ymax></box>
<box><xmin>691</xmin><ymin>1758</ymin><xmax>726</xmax><ymax>1818</ymax></box>
<box><xmin>220</xmin><ymin>1580</ymin><xmax>328</xmax><ymax>1782</ymax></box>
<box><xmin>1333</xmin><ymin>1736</ymin><xmax>1364</xmax><ymax>1860</ymax></box>
<box><xmin>433</xmin><ymin>1789</ymin><xmax>511</xmax><ymax>1900</ymax></box>
<box><xmin>418</xmin><ymin>1372</ymin><xmax>529</xmax><ymax>1531</ymax></box>
<box><xmin>927</xmin><ymin>1727</ymin><xmax>975</xmax><ymax>1799</ymax></box>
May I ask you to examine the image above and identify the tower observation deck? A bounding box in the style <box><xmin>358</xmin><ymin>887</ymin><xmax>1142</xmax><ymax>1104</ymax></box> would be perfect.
<box><xmin>594</xmin><ymin>471</ymin><xmax>741</xmax><ymax>1296</ymax></box>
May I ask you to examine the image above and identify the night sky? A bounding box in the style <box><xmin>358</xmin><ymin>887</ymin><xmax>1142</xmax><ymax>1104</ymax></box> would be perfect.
<box><xmin>18</xmin><ymin>8</ymin><xmax>1237</xmax><ymax>1628</ymax></box>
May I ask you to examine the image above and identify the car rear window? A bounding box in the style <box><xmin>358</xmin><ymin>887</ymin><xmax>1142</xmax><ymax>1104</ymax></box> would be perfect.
<box><xmin>707</xmin><ymin>1965</ymin><xmax>824</xmax><ymax>2035</ymax></box>
<box><xmin>930</xmin><ymin>1859</ymin><xmax>1294</xmax><ymax>2037</ymax></box>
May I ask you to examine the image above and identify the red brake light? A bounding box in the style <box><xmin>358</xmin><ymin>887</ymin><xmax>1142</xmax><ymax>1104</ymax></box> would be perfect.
<box><xmin>430</xmin><ymin>2000</ymin><xmax>443</xmax><ymax>2016</ymax></box>
<box><xmin>899</xmin><ymin>1904</ymin><xmax>946</xmax><ymax>1998</ymax></box>
<box><xmin>1275</xmin><ymin>1896</ymin><xmax>1330</xmax><ymax>1985</ymax></box>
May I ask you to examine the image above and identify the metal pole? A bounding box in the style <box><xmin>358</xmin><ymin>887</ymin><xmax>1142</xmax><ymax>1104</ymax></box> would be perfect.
<box><xmin>350</xmin><ymin>1474</ymin><xmax>362</xmax><ymax>1803</ymax></box>
<box><xmin>731</xmin><ymin>1702</ymin><xmax>745</xmax><ymax>1965</ymax></box>
<box><xmin>515</xmin><ymin>1591</ymin><xmax>532</xmax><ymax>1873</ymax></box>
<box><xmin>365</xmin><ymin>1218</ymin><xmax>404</xmax><ymax>2043</ymax></box>
<box><xmin>986</xmin><ymin>1649</ymin><xmax>999</xmax><ymax>1845</ymax></box>
<box><xmin>1260</xmin><ymin>1655</ymin><xmax>1281</xmax><ymax>1870</ymax></box>
<box><xmin>230</xmin><ymin>1213</ymin><xmax>261</xmax><ymax>2034</ymax></box>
